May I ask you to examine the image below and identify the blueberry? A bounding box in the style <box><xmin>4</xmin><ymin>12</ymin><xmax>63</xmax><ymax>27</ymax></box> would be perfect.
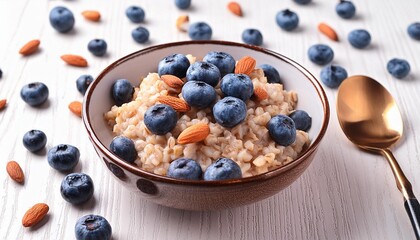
<box><xmin>188</xmin><ymin>22</ymin><xmax>212</xmax><ymax>40</ymax></box>
<box><xmin>242</xmin><ymin>28</ymin><xmax>263</xmax><ymax>46</ymax></box>
<box><xmin>111</xmin><ymin>79</ymin><xmax>134</xmax><ymax>106</ymax></box>
<box><xmin>20</xmin><ymin>82</ymin><xmax>49</xmax><ymax>106</ymax></box>
<box><xmin>267</xmin><ymin>115</ymin><xmax>296</xmax><ymax>146</ymax></box>
<box><xmin>131</xmin><ymin>26</ymin><xmax>150</xmax><ymax>43</ymax></box>
<box><xmin>76</xmin><ymin>74</ymin><xmax>93</xmax><ymax>95</ymax></box>
<box><xmin>61</xmin><ymin>173</ymin><xmax>94</xmax><ymax>205</ymax></box>
<box><xmin>289</xmin><ymin>110</ymin><xmax>312</xmax><ymax>132</ymax></box>
<box><xmin>203</xmin><ymin>158</ymin><xmax>242</xmax><ymax>181</ymax></box>
<box><xmin>175</xmin><ymin>0</ymin><xmax>191</xmax><ymax>9</ymax></box>
<box><xmin>276</xmin><ymin>9</ymin><xmax>299</xmax><ymax>31</ymax></box>
<box><xmin>47</xmin><ymin>144</ymin><xmax>80</xmax><ymax>171</ymax></box>
<box><xmin>87</xmin><ymin>39</ymin><xmax>107</xmax><ymax>57</ymax></box>
<box><xmin>186</xmin><ymin>61</ymin><xmax>221</xmax><ymax>87</ymax></box>
<box><xmin>307</xmin><ymin>44</ymin><xmax>334</xmax><ymax>65</ymax></box>
<box><xmin>144</xmin><ymin>104</ymin><xmax>178</xmax><ymax>135</ymax></box>
<box><xmin>125</xmin><ymin>6</ymin><xmax>145</xmax><ymax>23</ymax></box>
<box><xmin>181</xmin><ymin>81</ymin><xmax>217</xmax><ymax>108</ymax></box>
<box><xmin>336</xmin><ymin>0</ymin><xmax>356</xmax><ymax>19</ymax></box>
<box><xmin>220</xmin><ymin>73</ymin><xmax>254</xmax><ymax>102</ymax></box>
<box><xmin>109</xmin><ymin>136</ymin><xmax>137</xmax><ymax>163</ymax></box>
<box><xmin>49</xmin><ymin>6</ymin><xmax>75</xmax><ymax>33</ymax></box>
<box><xmin>203</xmin><ymin>51</ymin><xmax>236</xmax><ymax>76</ymax></box>
<box><xmin>0</xmin><ymin>68</ymin><xmax>2</xmax><ymax>78</ymax></box>
<box><xmin>23</xmin><ymin>129</ymin><xmax>47</xmax><ymax>152</ymax></box>
<box><xmin>167</xmin><ymin>158</ymin><xmax>202</xmax><ymax>180</ymax></box>
<box><xmin>75</xmin><ymin>214</ymin><xmax>112</xmax><ymax>240</ymax></box>
<box><xmin>407</xmin><ymin>22</ymin><xmax>420</xmax><ymax>40</ymax></box>
<box><xmin>293</xmin><ymin>0</ymin><xmax>311</xmax><ymax>4</ymax></box>
<box><xmin>158</xmin><ymin>54</ymin><xmax>190</xmax><ymax>78</ymax></box>
<box><xmin>387</xmin><ymin>58</ymin><xmax>411</xmax><ymax>79</ymax></box>
<box><xmin>348</xmin><ymin>29</ymin><xmax>371</xmax><ymax>49</ymax></box>
<box><xmin>259</xmin><ymin>64</ymin><xmax>282</xmax><ymax>84</ymax></box>
<box><xmin>320</xmin><ymin>65</ymin><xmax>348</xmax><ymax>88</ymax></box>
<box><xmin>213</xmin><ymin>96</ymin><xmax>247</xmax><ymax>128</ymax></box>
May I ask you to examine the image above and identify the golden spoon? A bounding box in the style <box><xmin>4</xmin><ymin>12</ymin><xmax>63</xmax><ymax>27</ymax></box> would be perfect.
<box><xmin>336</xmin><ymin>75</ymin><xmax>420</xmax><ymax>239</ymax></box>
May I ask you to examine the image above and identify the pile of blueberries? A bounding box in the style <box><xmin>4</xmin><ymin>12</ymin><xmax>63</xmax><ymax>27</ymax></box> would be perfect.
<box><xmin>109</xmin><ymin>51</ymin><xmax>312</xmax><ymax>181</ymax></box>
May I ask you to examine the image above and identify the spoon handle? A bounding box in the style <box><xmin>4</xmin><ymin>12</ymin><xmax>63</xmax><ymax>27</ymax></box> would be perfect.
<box><xmin>405</xmin><ymin>198</ymin><xmax>420</xmax><ymax>240</ymax></box>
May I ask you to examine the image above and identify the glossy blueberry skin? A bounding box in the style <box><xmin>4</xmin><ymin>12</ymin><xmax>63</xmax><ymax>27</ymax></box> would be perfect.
<box><xmin>348</xmin><ymin>29</ymin><xmax>371</xmax><ymax>49</ymax></box>
<box><xmin>144</xmin><ymin>104</ymin><xmax>178</xmax><ymax>135</ymax></box>
<box><xmin>158</xmin><ymin>54</ymin><xmax>190</xmax><ymax>78</ymax></box>
<box><xmin>242</xmin><ymin>28</ymin><xmax>263</xmax><ymax>46</ymax></box>
<box><xmin>289</xmin><ymin>110</ymin><xmax>312</xmax><ymax>132</ymax></box>
<box><xmin>276</xmin><ymin>9</ymin><xmax>299</xmax><ymax>31</ymax></box>
<box><xmin>182</xmin><ymin>81</ymin><xmax>217</xmax><ymax>109</ymax></box>
<box><xmin>307</xmin><ymin>44</ymin><xmax>334</xmax><ymax>65</ymax></box>
<box><xmin>336</xmin><ymin>1</ymin><xmax>356</xmax><ymax>19</ymax></box>
<box><xmin>186</xmin><ymin>61</ymin><xmax>221</xmax><ymax>87</ymax></box>
<box><xmin>293</xmin><ymin>0</ymin><xmax>311</xmax><ymax>4</ymax></box>
<box><xmin>75</xmin><ymin>214</ymin><xmax>112</xmax><ymax>240</ymax></box>
<box><xmin>76</xmin><ymin>74</ymin><xmax>93</xmax><ymax>95</ymax></box>
<box><xmin>23</xmin><ymin>129</ymin><xmax>47</xmax><ymax>152</ymax></box>
<box><xmin>188</xmin><ymin>22</ymin><xmax>212</xmax><ymax>40</ymax></box>
<box><xmin>320</xmin><ymin>65</ymin><xmax>348</xmax><ymax>88</ymax></box>
<box><xmin>109</xmin><ymin>136</ymin><xmax>137</xmax><ymax>164</ymax></box>
<box><xmin>47</xmin><ymin>144</ymin><xmax>80</xmax><ymax>172</ymax></box>
<box><xmin>407</xmin><ymin>22</ymin><xmax>420</xmax><ymax>40</ymax></box>
<box><xmin>203</xmin><ymin>158</ymin><xmax>242</xmax><ymax>181</ymax></box>
<box><xmin>387</xmin><ymin>58</ymin><xmax>411</xmax><ymax>79</ymax></box>
<box><xmin>203</xmin><ymin>51</ymin><xmax>236</xmax><ymax>77</ymax></box>
<box><xmin>220</xmin><ymin>74</ymin><xmax>254</xmax><ymax>102</ymax></box>
<box><xmin>49</xmin><ymin>6</ymin><xmax>75</xmax><ymax>33</ymax></box>
<box><xmin>125</xmin><ymin>6</ymin><xmax>145</xmax><ymax>23</ymax></box>
<box><xmin>20</xmin><ymin>82</ymin><xmax>49</xmax><ymax>106</ymax></box>
<box><xmin>87</xmin><ymin>39</ymin><xmax>107</xmax><ymax>57</ymax></box>
<box><xmin>267</xmin><ymin>115</ymin><xmax>296</xmax><ymax>146</ymax></box>
<box><xmin>131</xmin><ymin>26</ymin><xmax>149</xmax><ymax>43</ymax></box>
<box><xmin>259</xmin><ymin>64</ymin><xmax>282</xmax><ymax>84</ymax></box>
<box><xmin>213</xmin><ymin>96</ymin><xmax>247</xmax><ymax>128</ymax></box>
<box><xmin>175</xmin><ymin>0</ymin><xmax>191</xmax><ymax>9</ymax></box>
<box><xmin>111</xmin><ymin>79</ymin><xmax>134</xmax><ymax>106</ymax></box>
<box><xmin>167</xmin><ymin>158</ymin><xmax>202</xmax><ymax>180</ymax></box>
<box><xmin>61</xmin><ymin>173</ymin><xmax>94</xmax><ymax>205</ymax></box>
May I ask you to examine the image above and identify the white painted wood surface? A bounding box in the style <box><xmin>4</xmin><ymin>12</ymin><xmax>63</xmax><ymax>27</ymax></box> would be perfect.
<box><xmin>1</xmin><ymin>0</ymin><xmax>420</xmax><ymax>239</ymax></box>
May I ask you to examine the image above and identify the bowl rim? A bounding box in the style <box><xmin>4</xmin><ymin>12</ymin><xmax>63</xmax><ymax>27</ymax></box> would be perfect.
<box><xmin>82</xmin><ymin>40</ymin><xmax>330</xmax><ymax>186</ymax></box>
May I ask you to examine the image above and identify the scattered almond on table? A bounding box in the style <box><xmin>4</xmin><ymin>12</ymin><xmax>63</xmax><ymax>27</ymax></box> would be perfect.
<box><xmin>227</xmin><ymin>1</ymin><xmax>243</xmax><ymax>17</ymax></box>
<box><xmin>176</xmin><ymin>15</ymin><xmax>189</xmax><ymax>32</ymax></box>
<box><xmin>0</xmin><ymin>99</ymin><xmax>6</xmax><ymax>110</ymax></box>
<box><xmin>6</xmin><ymin>161</ymin><xmax>24</xmax><ymax>183</ymax></box>
<box><xmin>234</xmin><ymin>56</ymin><xmax>256</xmax><ymax>75</ymax></box>
<box><xmin>82</xmin><ymin>10</ymin><xmax>101</xmax><ymax>22</ymax></box>
<box><xmin>69</xmin><ymin>101</ymin><xmax>83</xmax><ymax>117</ymax></box>
<box><xmin>61</xmin><ymin>54</ymin><xmax>88</xmax><ymax>67</ymax></box>
<box><xmin>177</xmin><ymin>123</ymin><xmax>210</xmax><ymax>144</ymax></box>
<box><xmin>22</xmin><ymin>203</ymin><xmax>49</xmax><ymax>227</ymax></box>
<box><xmin>318</xmin><ymin>22</ymin><xmax>339</xmax><ymax>41</ymax></box>
<box><xmin>19</xmin><ymin>39</ymin><xmax>41</xmax><ymax>56</ymax></box>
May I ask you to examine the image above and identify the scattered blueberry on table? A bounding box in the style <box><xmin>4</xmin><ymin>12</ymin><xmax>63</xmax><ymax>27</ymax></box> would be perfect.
<box><xmin>387</xmin><ymin>58</ymin><xmax>411</xmax><ymax>79</ymax></box>
<box><xmin>213</xmin><ymin>96</ymin><xmax>247</xmax><ymax>128</ymax></box>
<box><xmin>158</xmin><ymin>53</ymin><xmax>190</xmax><ymax>78</ymax></box>
<box><xmin>175</xmin><ymin>0</ymin><xmax>191</xmax><ymax>10</ymax></box>
<box><xmin>289</xmin><ymin>110</ymin><xmax>312</xmax><ymax>132</ymax></box>
<box><xmin>181</xmin><ymin>80</ymin><xmax>217</xmax><ymax>108</ymax></box>
<box><xmin>109</xmin><ymin>136</ymin><xmax>137</xmax><ymax>163</ymax></box>
<box><xmin>186</xmin><ymin>61</ymin><xmax>221</xmax><ymax>87</ymax></box>
<box><xmin>259</xmin><ymin>64</ymin><xmax>282</xmax><ymax>84</ymax></box>
<box><xmin>111</xmin><ymin>79</ymin><xmax>134</xmax><ymax>106</ymax></box>
<box><xmin>125</xmin><ymin>6</ymin><xmax>145</xmax><ymax>23</ymax></box>
<box><xmin>49</xmin><ymin>6</ymin><xmax>75</xmax><ymax>33</ymax></box>
<box><xmin>167</xmin><ymin>158</ymin><xmax>202</xmax><ymax>180</ymax></box>
<box><xmin>276</xmin><ymin>9</ymin><xmax>299</xmax><ymax>31</ymax></box>
<box><xmin>20</xmin><ymin>82</ymin><xmax>49</xmax><ymax>106</ymax></box>
<box><xmin>348</xmin><ymin>29</ymin><xmax>371</xmax><ymax>49</ymax></box>
<box><xmin>0</xmin><ymin>68</ymin><xmax>2</xmax><ymax>78</ymax></box>
<box><xmin>320</xmin><ymin>64</ymin><xmax>348</xmax><ymax>88</ymax></box>
<box><xmin>307</xmin><ymin>44</ymin><xmax>334</xmax><ymax>65</ymax></box>
<box><xmin>407</xmin><ymin>22</ymin><xmax>420</xmax><ymax>40</ymax></box>
<box><xmin>203</xmin><ymin>51</ymin><xmax>236</xmax><ymax>77</ymax></box>
<box><xmin>47</xmin><ymin>144</ymin><xmax>80</xmax><ymax>172</ymax></box>
<box><xmin>23</xmin><ymin>129</ymin><xmax>47</xmax><ymax>153</ymax></box>
<box><xmin>76</xmin><ymin>74</ymin><xmax>93</xmax><ymax>95</ymax></box>
<box><xmin>336</xmin><ymin>0</ymin><xmax>356</xmax><ymax>19</ymax></box>
<box><xmin>203</xmin><ymin>158</ymin><xmax>242</xmax><ymax>181</ymax></box>
<box><xmin>188</xmin><ymin>22</ymin><xmax>212</xmax><ymax>40</ymax></box>
<box><xmin>75</xmin><ymin>214</ymin><xmax>112</xmax><ymax>240</ymax></box>
<box><xmin>144</xmin><ymin>104</ymin><xmax>178</xmax><ymax>135</ymax></box>
<box><xmin>242</xmin><ymin>28</ymin><xmax>263</xmax><ymax>46</ymax></box>
<box><xmin>293</xmin><ymin>0</ymin><xmax>311</xmax><ymax>5</ymax></box>
<box><xmin>131</xmin><ymin>26</ymin><xmax>150</xmax><ymax>43</ymax></box>
<box><xmin>61</xmin><ymin>173</ymin><xmax>94</xmax><ymax>205</ymax></box>
<box><xmin>88</xmin><ymin>39</ymin><xmax>107</xmax><ymax>57</ymax></box>
<box><xmin>267</xmin><ymin>114</ymin><xmax>296</xmax><ymax>146</ymax></box>
<box><xmin>220</xmin><ymin>73</ymin><xmax>254</xmax><ymax>102</ymax></box>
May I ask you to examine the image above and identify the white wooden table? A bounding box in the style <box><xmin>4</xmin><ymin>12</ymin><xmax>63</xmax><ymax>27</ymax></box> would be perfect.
<box><xmin>1</xmin><ymin>0</ymin><xmax>420</xmax><ymax>239</ymax></box>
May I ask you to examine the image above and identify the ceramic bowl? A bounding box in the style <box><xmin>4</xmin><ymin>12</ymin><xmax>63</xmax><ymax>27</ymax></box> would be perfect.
<box><xmin>82</xmin><ymin>40</ymin><xmax>329</xmax><ymax>211</ymax></box>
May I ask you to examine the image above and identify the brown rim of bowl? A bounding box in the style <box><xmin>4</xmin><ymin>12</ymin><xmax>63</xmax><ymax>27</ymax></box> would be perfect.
<box><xmin>82</xmin><ymin>40</ymin><xmax>330</xmax><ymax>186</ymax></box>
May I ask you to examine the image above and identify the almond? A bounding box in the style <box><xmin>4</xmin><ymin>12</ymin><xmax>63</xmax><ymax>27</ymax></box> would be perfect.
<box><xmin>176</xmin><ymin>15</ymin><xmax>189</xmax><ymax>32</ymax></box>
<box><xmin>177</xmin><ymin>123</ymin><xmax>210</xmax><ymax>144</ymax></box>
<box><xmin>253</xmin><ymin>87</ymin><xmax>268</xmax><ymax>101</ymax></box>
<box><xmin>234</xmin><ymin>56</ymin><xmax>256</xmax><ymax>75</ymax></box>
<box><xmin>157</xmin><ymin>95</ymin><xmax>190</xmax><ymax>112</ymax></box>
<box><xmin>0</xmin><ymin>99</ymin><xmax>6</xmax><ymax>110</ymax></box>
<box><xmin>161</xmin><ymin>75</ymin><xmax>184</xmax><ymax>89</ymax></box>
<box><xmin>318</xmin><ymin>22</ymin><xmax>338</xmax><ymax>41</ymax></box>
<box><xmin>61</xmin><ymin>54</ymin><xmax>88</xmax><ymax>67</ymax></box>
<box><xmin>22</xmin><ymin>203</ymin><xmax>49</xmax><ymax>227</ymax></box>
<box><xmin>19</xmin><ymin>39</ymin><xmax>40</xmax><ymax>56</ymax></box>
<box><xmin>227</xmin><ymin>2</ymin><xmax>243</xmax><ymax>17</ymax></box>
<box><xmin>69</xmin><ymin>101</ymin><xmax>82</xmax><ymax>117</ymax></box>
<box><xmin>6</xmin><ymin>161</ymin><xmax>24</xmax><ymax>183</ymax></box>
<box><xmin>82</xmin><ymin>10</ymin><xmax>101</xmax><ymax>22</ymax></box>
